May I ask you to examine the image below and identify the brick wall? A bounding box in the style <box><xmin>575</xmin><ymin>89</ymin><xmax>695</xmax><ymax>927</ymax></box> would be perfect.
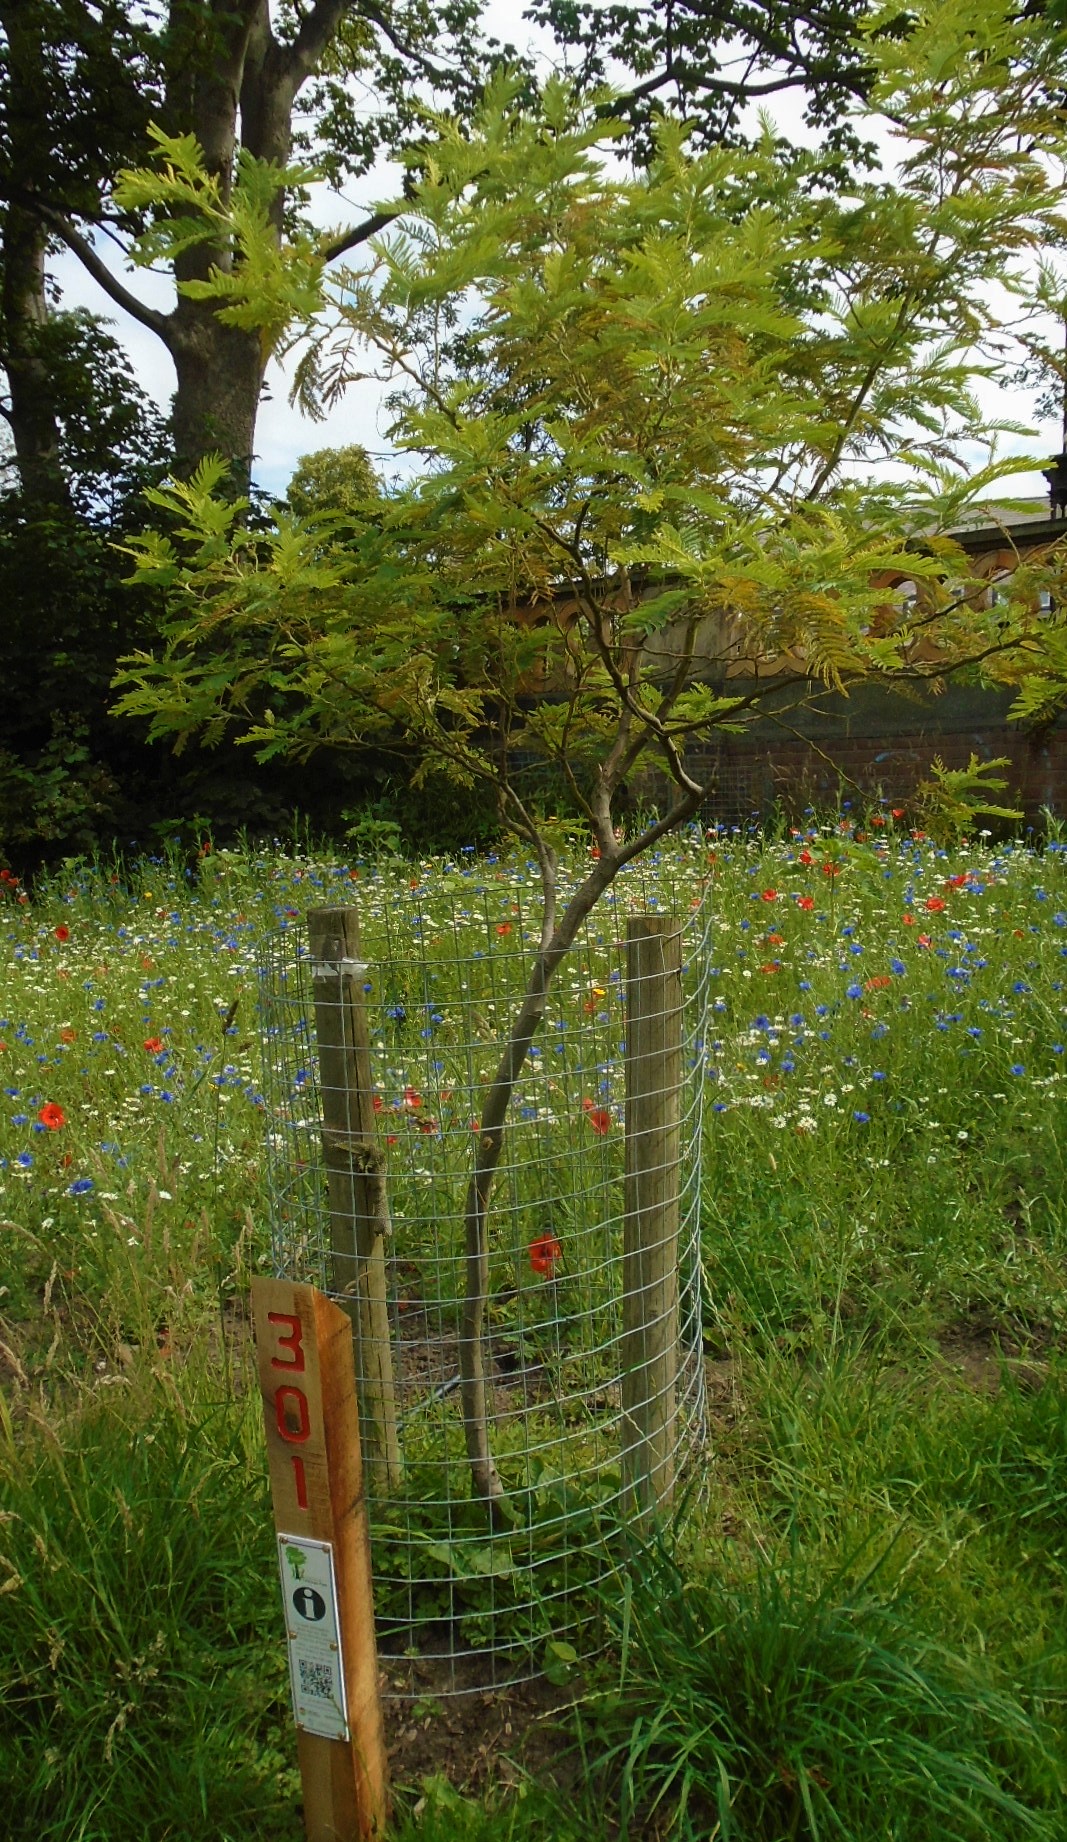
<box><xmin>683</xmin><ymin>683</ymin><xmax>1067</xmax><ymax>827</ymax></box>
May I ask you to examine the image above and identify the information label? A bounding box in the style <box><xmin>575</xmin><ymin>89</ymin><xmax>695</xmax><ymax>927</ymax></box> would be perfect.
<box><xmin>278</xmin><ymin>1533</ymin><xmax>350</xmax><ymax>1742</ymax></box>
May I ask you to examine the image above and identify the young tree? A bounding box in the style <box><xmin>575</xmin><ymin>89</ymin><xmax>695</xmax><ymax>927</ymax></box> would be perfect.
<box><xmin>116</xmin><ymin>0</ymin><xmax>1067</xmax><ymax>1514</ymax></box>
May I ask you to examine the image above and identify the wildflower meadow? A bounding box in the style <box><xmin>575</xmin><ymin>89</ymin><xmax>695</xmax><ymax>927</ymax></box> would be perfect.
<box><xmin>2</xmin><ymin>817</ymin><xmax>1066</xmax><ymax>1839</ymax></box>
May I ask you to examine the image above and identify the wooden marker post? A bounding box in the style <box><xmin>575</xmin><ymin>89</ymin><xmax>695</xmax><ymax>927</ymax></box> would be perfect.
<box><xmin>307</xmin><ymin>907</ymin><xmax>401</xmax><ymax>1494</ymax></box>
<box><xmin>622</xmin><ymin>915</ymin><xmax>683</xmax><ymax>1525</ymax></box>
<box><xmin>252</xmin><ymin>1276</ymin><xmax>389</xmax><ymax>1842</ymax></box>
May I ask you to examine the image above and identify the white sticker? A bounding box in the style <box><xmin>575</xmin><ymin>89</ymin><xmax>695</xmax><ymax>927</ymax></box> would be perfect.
<box><xmin>277</xmin><ymin>1534</ymin><xmax>349</xmax><ymax>1742</ymax></box>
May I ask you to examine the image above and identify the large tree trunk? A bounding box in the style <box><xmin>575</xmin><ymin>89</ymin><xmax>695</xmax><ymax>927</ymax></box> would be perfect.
<box><xmin>161</xmin><ymin>0</ymin><xmax>333</xmax><ymax>481</ymax></box>
<box><xmin>0</xmin><ymin>0</ymin><xmax>72</xmax><ymax>509</ymax></box>
<box><xmin>0</xmin><ymin>208</ymin><xmax>71</xmax><ymax>509</ymax></box>
<box><xmin>169</xmin><ymin>302</ymin><xmax>266</xmax><ymax>489</ymax></box>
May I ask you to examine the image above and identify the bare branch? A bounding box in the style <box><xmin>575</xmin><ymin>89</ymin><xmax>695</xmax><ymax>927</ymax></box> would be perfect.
<box><xmin>42</xmin><ymin>214</ymin><xmax>174</xmax><ymax>346</ymax></box>
<box><xmin>322</xmin><ymin>207</ymin><xmax>402</xmax><ymax>265</ymax></box>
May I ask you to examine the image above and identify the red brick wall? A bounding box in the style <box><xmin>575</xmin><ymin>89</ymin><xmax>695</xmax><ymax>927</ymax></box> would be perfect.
<box><xmin>686</xmin><ymin>712</ymin><xmax>1067</xmax><ymax>827</ymax></box>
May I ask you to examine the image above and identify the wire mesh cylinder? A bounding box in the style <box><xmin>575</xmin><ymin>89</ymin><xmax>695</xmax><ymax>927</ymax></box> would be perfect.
<box><xmin>258</xmin><ymin>857</ymin><xmax>710</xmax><ymax>1696</ymax></box>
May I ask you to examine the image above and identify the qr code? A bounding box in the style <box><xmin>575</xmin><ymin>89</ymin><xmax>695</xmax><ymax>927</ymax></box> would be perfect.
<box><xmin>298</xmin><ymin>1658</ymin><xmax>336</xmax><ymax>1701</ymax></box>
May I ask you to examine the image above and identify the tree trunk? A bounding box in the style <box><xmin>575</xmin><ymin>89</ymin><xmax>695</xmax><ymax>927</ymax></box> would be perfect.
<box><xmin>169</xmin><ymin>301</ymin><xmax>266</xmax><ymax>489</ymax></box>
<box><xmin>0</xmin><ymin>208</ymin><xmax>71</xmax><ymax>509</ymax></box>
<box><xmin>0</xmin><ymin>0</ymin><xmax>72</xmax><ymax>509</ymax></box>
<box><xmin>161</xmin><ymin>0</ymin><xmax>321</xmax><ymax>481</ymax></box>
<box><xmin>460</xmin><ymin>852</ymin><xmax>618</xmax><ymax>1520</ymax></box>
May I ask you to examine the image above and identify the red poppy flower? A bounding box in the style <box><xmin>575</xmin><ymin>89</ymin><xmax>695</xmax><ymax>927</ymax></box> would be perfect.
<box><xmin>54</xmin><ymin>924</ymin><xmax>70</xmax><ymax>942</ymax></box>
<box><xmin>761</xmin><ymin>889</ymin><xmax>778</xmax><ymax>901</ymax></box>
<box><xmin>38</xmin><ymin>1103</ymin><xmax>66</xmax><ymax>1130</ymax></box>
<box><xmin>372</xmin><ymin>1094</ymin><xmax>383</xmax><ymax>1111</ymax></box>
<box><xmin>766</xmin><ymin>932</ymin><xmax>784</xmax><ymax>946</ymax></box>
<box><xmin>917</xmin><ymin>933</ymin><xmax>932</xmax><ymax>949</ymax></box>
<box><xmin>60</xmin><ymin>1028</ymin><xmax>77</xmax><ymax>1044</ymax></box>
<box><xmin>796</xmin><ymin>895</ymin><xmax>815</xmax><ymax>911</ymax></box>
<box><xmin>865</xmin><ymin>976</ymin><xmax>892</xmax><ymax>991</ymax></box>
<box><xmin>944</xmin><ymin>874</ymin><xmax>968</xmax><ymax>888</ymax></box>
<box><xmin>585</xmin><ymin>1106</ymin><xmax>611</xmax><ymax>1135</ymax></box>
<box><xmin>821</xmin><ymin>861</ymin><xmax>841</xmax><ymax>877</ymax></box>
<box><xmin>143</xmin><ymin>1036</ymin><xmax>164</xmax><ymax>1053</ymax></box>
<box><xmin>902</xmin><ymin>913</ymin><xmax>915</xmax><ymax>925</ymax></box>
<box><xmin>760</xmin><ymin>961</ymin><xmax>780</xmax><ymax>975</ymax></box>
<box><xmin>403</xmin><ymin>1086</ymin><xmax>422</xmax><ymax>1109</ymax></box>
<box><xmin>891</xmin><ymin>808</ymin><xmax>905</xmax><ymax>819</ymax></box>
<box><xmin>529</xmin><ymin>1232</ymin><xmax>562</xmax><ymax>1278</ymax></box>
<box><xmin>798</xmin><ymin>850</ymin><xmax>813</xmax><ymax>866</ymax></box>
<box><xmin>496</xmin><ymin>923</ymin><xmax>512</xmax><ymax>936</ymax></box>
<box><xmin>924</xmin><ymin>896</ymin><xmax>946</xmax><ymax>913</ymax></box>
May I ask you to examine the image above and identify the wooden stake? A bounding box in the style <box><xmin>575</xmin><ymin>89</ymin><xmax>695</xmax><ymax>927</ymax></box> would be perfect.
<box><xmin>252</xmin><ymin>1276</ymin><xmax>389</xmax><ymax>1842</ymax></box>
<box><xmin>307</xmin><ymin>906</ymin><xmax>401</xmax><ymax>1493</ymax></box>
<box><xmin>622</xmin><ymin>915</ymin><xmax>683</xmax><ymax>1524</ymax></box>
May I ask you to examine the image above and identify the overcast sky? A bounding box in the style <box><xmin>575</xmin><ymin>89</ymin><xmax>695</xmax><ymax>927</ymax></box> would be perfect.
<box><xmin>48</xmin><ymin>0</ymin><xmax>1061</xmax><ymax>506</ymax></box>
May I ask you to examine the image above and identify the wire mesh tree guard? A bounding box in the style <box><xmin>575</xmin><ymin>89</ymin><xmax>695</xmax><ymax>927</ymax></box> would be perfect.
<box><xmin>259</xmin><ymin>859</ymin><xmax>711</xmax><ymax>1695</ymax></box>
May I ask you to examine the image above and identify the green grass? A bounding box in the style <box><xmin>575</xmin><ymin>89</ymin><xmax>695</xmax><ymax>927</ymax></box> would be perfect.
<box><xmin>0</xmin><ymin>1352</ymin><xmax>302</xmax><ymax>1838</ymax></box>
<box><xmin>1</xmin><ymin>821</ymin><xmax>1066</xmax><ymax>1836</ymax></box>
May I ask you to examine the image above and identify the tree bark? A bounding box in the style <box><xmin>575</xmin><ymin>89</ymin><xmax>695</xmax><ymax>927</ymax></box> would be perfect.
<box><xmin>169</xmin><ymin>304</ymin><xmax>266</xmax><ymax>487</ymax></box>
<box><xmin>161</xmin><ymin>0</ymin><xmax>266</xmax><ymax>483</ymax></box>
<box><xmin>0</xmin><ymin>0</ymin><xmax>72</xmax><ymax>509</ymax></box>
<box><xmin>156</xmin><ymin>2</ymin><xmax>349</xmax><ymax>482</ymax></box>
<box><xmin>0</xmin><ymin>208</ymin><xmax>71</xmax><ymax>509</ymax></box>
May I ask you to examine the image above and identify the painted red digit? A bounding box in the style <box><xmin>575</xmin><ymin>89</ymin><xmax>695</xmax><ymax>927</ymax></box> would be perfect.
<box><xmin>291</xmin><ymin>1455</ymin><xmax>309</xmax><ymax>1509</ymax></box>
<box><xmin>275</xmin><ymin>1383</ymin><xmax>311</xmax><ymax>1443</ymax></box>
<box><xmin>267</xmin><ymin>1310</ymin><xmax>305</xmax><ymax>1371</ymax></box>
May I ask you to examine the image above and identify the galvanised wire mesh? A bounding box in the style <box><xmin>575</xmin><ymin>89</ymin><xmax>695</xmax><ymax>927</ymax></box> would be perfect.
<box><xmin>258</xmin><ymin>849</ymin><xmax>711</xmax><ymax>1696</ymax></box>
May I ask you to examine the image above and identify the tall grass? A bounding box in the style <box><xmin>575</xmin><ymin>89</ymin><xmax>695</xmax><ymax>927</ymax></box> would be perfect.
<box><xmin>0</xmin><ymin>1348</ymin><xmax>301</xmax><ymax>1839</ymax></box>
<box><xmin>579</xmin><ymin>1537</ymin><xmax>1064</xmax><ymax>1840</ymax></box>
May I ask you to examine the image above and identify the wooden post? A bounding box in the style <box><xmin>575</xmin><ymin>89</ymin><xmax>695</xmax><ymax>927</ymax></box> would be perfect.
<box><xmin>252</xmin><ymin>1276</ymin><xmax>389</xmax><ymax>1842</ymax></box>
<box><xmin>622</xmin><ymin>915</ymin><xmax>683</xmax><ymax>1524</ymax></box>
<box><xmin>307</xmin><ymin>907</ymin><xmax>401</xmax><ymax>1494</ymax></box>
